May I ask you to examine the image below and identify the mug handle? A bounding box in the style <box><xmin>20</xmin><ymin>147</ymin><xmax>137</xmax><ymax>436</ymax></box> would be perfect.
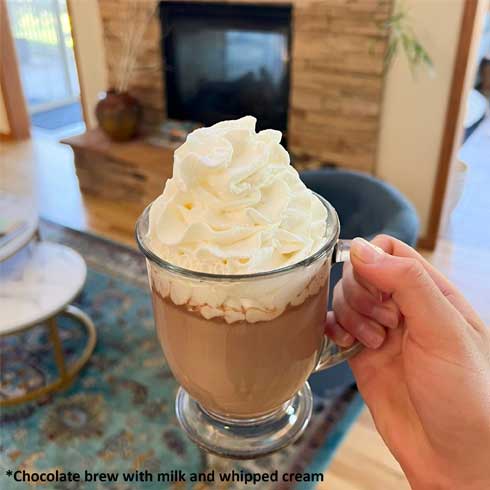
<box><xmin>314</xmin><ymin>239</ymin><xmax>363</xmax><ymax>372</ymax></box>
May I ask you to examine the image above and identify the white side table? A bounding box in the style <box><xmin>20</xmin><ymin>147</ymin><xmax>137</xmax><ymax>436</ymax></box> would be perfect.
<box><xmin>0</xmin><ymin>240</ymin><xmax>96</xmax><ymax>406</ymax></box>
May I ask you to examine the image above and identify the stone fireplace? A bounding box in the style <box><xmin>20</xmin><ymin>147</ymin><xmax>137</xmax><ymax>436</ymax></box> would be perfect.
<box><xmin>98</xmin><ymin>0</ymin><xmax>393</xmax><ymax>173</ymax></box>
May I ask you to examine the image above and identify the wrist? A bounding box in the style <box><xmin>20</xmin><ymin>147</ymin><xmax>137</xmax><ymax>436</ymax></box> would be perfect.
<box><xmin>408</xmin><ymin>471</ymin><xmax>490</xmax><ymax>490</ymax></box>
<box><xmin>406</xmin><ymin>472</ymin><xmax>447</xmax><ymax>490</ymax></box>
<box><xmin>403</xmin><ymin>441</ymin><xmax>490</xmax><ymax>490</ymax></box>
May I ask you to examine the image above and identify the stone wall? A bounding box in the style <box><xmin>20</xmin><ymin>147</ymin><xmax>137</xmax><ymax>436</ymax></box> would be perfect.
<box><xmin>98</xmin><ymin>0</ymin><xmax>165</xmax><ymax>125</ymax></box>
<box><xmin>98</xmin><ymin>0</ymin><xmax>392</xmax><ymax>172</ymax></box>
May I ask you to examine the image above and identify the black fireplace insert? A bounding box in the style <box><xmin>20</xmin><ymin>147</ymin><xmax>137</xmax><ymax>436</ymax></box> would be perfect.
<box><xmin>160</xmin><ymin>2</ymin><xmax>292</xmax><ymax>135</ymax></box>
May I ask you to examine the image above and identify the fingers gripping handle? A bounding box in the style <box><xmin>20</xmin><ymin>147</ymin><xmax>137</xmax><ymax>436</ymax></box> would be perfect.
<box><xmin>315</xmin><ymin>239</ymin><xmax>363</xmax><ymax>371</ymax></box>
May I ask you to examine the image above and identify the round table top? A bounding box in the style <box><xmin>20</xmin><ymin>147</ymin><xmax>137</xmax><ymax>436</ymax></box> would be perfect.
<box><xmin>0</xmin><ymin>241</ymin><xmax>87</xmax><ymax>335</ymax></box>
<box><xmin>0</xmin><ymin>193</ymin><xmax>38</xmax><ymax>262</ymax></box>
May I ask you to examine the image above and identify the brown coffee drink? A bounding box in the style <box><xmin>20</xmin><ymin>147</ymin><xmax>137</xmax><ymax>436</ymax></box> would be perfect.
<box><xmin>150</xmin><ymin>278</ymin><xmax>329</xmax><ymax>418</ymax></box>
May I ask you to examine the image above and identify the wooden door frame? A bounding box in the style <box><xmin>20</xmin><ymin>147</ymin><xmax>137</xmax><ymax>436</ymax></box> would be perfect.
<box><xmin>418</xmin><ymin>0</ymin><xmax>483</xmax><ymax>249</ymax></box>
<box><xmin>0</xmin><ymin>0</ymin><xmax>30</xmax><ymax>139</ymax></box>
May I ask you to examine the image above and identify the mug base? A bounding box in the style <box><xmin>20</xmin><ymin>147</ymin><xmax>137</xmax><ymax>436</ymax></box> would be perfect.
<box><xmin>175</xmin><ymin>383</ymin><xmax>313</xmax><ymax>459</ymax></box>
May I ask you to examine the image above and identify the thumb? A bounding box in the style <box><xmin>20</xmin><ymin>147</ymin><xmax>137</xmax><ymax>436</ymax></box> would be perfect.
<box><xmin>349</xmin><ymin>237</ymin><xmax>463</xmax><ymax>343</ymax></box>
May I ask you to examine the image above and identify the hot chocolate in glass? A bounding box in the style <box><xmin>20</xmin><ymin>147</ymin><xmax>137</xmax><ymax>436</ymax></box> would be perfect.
<box><xmin>136</xmin><ymin>117</ymin><xmax>361</xmax><ymax>458</ymax></box>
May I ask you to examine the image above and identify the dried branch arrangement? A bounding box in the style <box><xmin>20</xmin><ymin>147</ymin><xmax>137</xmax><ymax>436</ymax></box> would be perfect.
<box><xmin>115</xmin><ymin>0</ymin><xmax>157</xmax><ymax>92</ymax></box>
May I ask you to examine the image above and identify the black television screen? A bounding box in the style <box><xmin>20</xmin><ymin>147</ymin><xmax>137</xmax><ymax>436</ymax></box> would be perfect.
<box><xmin>160</xmin><ymin>2</ymin><xmax>292</xmax><ymax>135</ymax></box>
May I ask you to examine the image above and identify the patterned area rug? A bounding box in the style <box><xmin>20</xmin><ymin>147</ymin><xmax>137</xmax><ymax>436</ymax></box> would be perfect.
<box><xmin>0</xmin><ymin>222</ymin><xmax>364</xmax><ymax>490</ymax></box>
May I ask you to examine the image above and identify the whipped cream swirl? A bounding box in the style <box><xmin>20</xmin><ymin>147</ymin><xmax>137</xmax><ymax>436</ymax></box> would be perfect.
<box><xmin>148</xmin><ymin>116</ymin><xmax>328</xmax><ymax>274</ymax></box>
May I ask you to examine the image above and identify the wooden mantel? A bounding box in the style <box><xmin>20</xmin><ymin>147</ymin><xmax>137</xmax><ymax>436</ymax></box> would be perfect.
<box><xmin>61</xmin><ymin>129</ymin><xmax>173</xmax><ymax>204</ymax></box>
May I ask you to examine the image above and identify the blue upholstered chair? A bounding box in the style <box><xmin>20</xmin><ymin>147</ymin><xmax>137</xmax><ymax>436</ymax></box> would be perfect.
<box><xmin>300</xmin><ymin>169</ymin><xmax>419</xmax><ymax>393</ymax></box>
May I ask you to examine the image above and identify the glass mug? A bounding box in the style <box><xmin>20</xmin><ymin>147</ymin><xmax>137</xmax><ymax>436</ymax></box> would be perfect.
<box><xmin>136</xmin><ymin>194</ymin><xmax>362</xmax><ymax>458</ymax></box>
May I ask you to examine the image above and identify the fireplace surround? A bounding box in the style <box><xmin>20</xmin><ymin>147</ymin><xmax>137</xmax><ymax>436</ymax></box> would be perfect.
<box><xmin>98</xmin><ymin>0</ymin><xmax>393</xmax><ymax>172</ymax></box>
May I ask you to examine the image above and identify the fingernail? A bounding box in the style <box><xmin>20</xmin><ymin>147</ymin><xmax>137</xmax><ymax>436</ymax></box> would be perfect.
<box><xmin>339</xmin><ymin>331</ymin><xmax>355</xmax><ymax>347</ymax></box>
<box><xmin>327</xmin><ymin>322</ymin><xmax>355</xmax><ymax>347</ymax></box>
<box><xmin>351</xmin><ymin>237</ymin><xmax>384</xmax><ymax>264</ymax></box>
<box><xmin>372</xmin><ymin>306</ymin><xmax>399</xmax><ymax>328</ymax></box>
<box><xmin>358</xmin><ymin>322</ymin><xmax>385</xmax><ymax>349</ymax></box>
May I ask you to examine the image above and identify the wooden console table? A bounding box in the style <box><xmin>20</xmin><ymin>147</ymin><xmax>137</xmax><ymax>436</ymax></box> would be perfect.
<box><xmin>61</xmin><ymin>129</ymin><xmax>174</xmax><ymax>205</ymax></box>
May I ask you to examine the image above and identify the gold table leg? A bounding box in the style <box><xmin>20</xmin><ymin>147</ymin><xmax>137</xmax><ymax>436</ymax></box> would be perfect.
<box><xmin>48</xmin><ymin>316</ymin><xmax>67</xmax><ymax>377</ymax></box>
<box><xmin>0</xmin><ymin>306</ymin><xmax>96</xmax><ymax>407</ymax></box>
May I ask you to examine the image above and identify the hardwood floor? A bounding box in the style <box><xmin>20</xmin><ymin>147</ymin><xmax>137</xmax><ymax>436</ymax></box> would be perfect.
<box><xmin>319</xmin><ymin>411</ymin><xmax>410</xmax><ymax>490</ymax></box>
<box><xmin>2</xmin><ymin>123</ymin><xmax>489</xmax><ymax>489</ymax></box>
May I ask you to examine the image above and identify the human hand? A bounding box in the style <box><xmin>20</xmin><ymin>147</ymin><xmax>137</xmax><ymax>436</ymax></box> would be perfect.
<box><xmin>325</xmin><ymin>235</ymin><xmax>490</xmax><ymax>490</ymax></box>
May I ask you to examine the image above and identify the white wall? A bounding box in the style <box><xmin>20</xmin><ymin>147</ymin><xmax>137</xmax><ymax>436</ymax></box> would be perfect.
<box><xmin>68</xmin><ymin>0</ymin><xmax>107</xmax><ymax>129</ymax></box>
<box><xmin>0</xmin><ymin>84</ymin><xmax>10</xmax><ymax>134</ymax></box>
<box><xmin>376</xmin><ymin>0</ymin><xmax>465</xmax><ymax>238</ymax></box>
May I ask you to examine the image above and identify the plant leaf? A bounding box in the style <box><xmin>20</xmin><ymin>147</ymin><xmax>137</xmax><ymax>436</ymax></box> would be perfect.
<box><xmin>384</xmin><ymin>38</ymin><xmax>399</xmax><ymax>73</ymax></box>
